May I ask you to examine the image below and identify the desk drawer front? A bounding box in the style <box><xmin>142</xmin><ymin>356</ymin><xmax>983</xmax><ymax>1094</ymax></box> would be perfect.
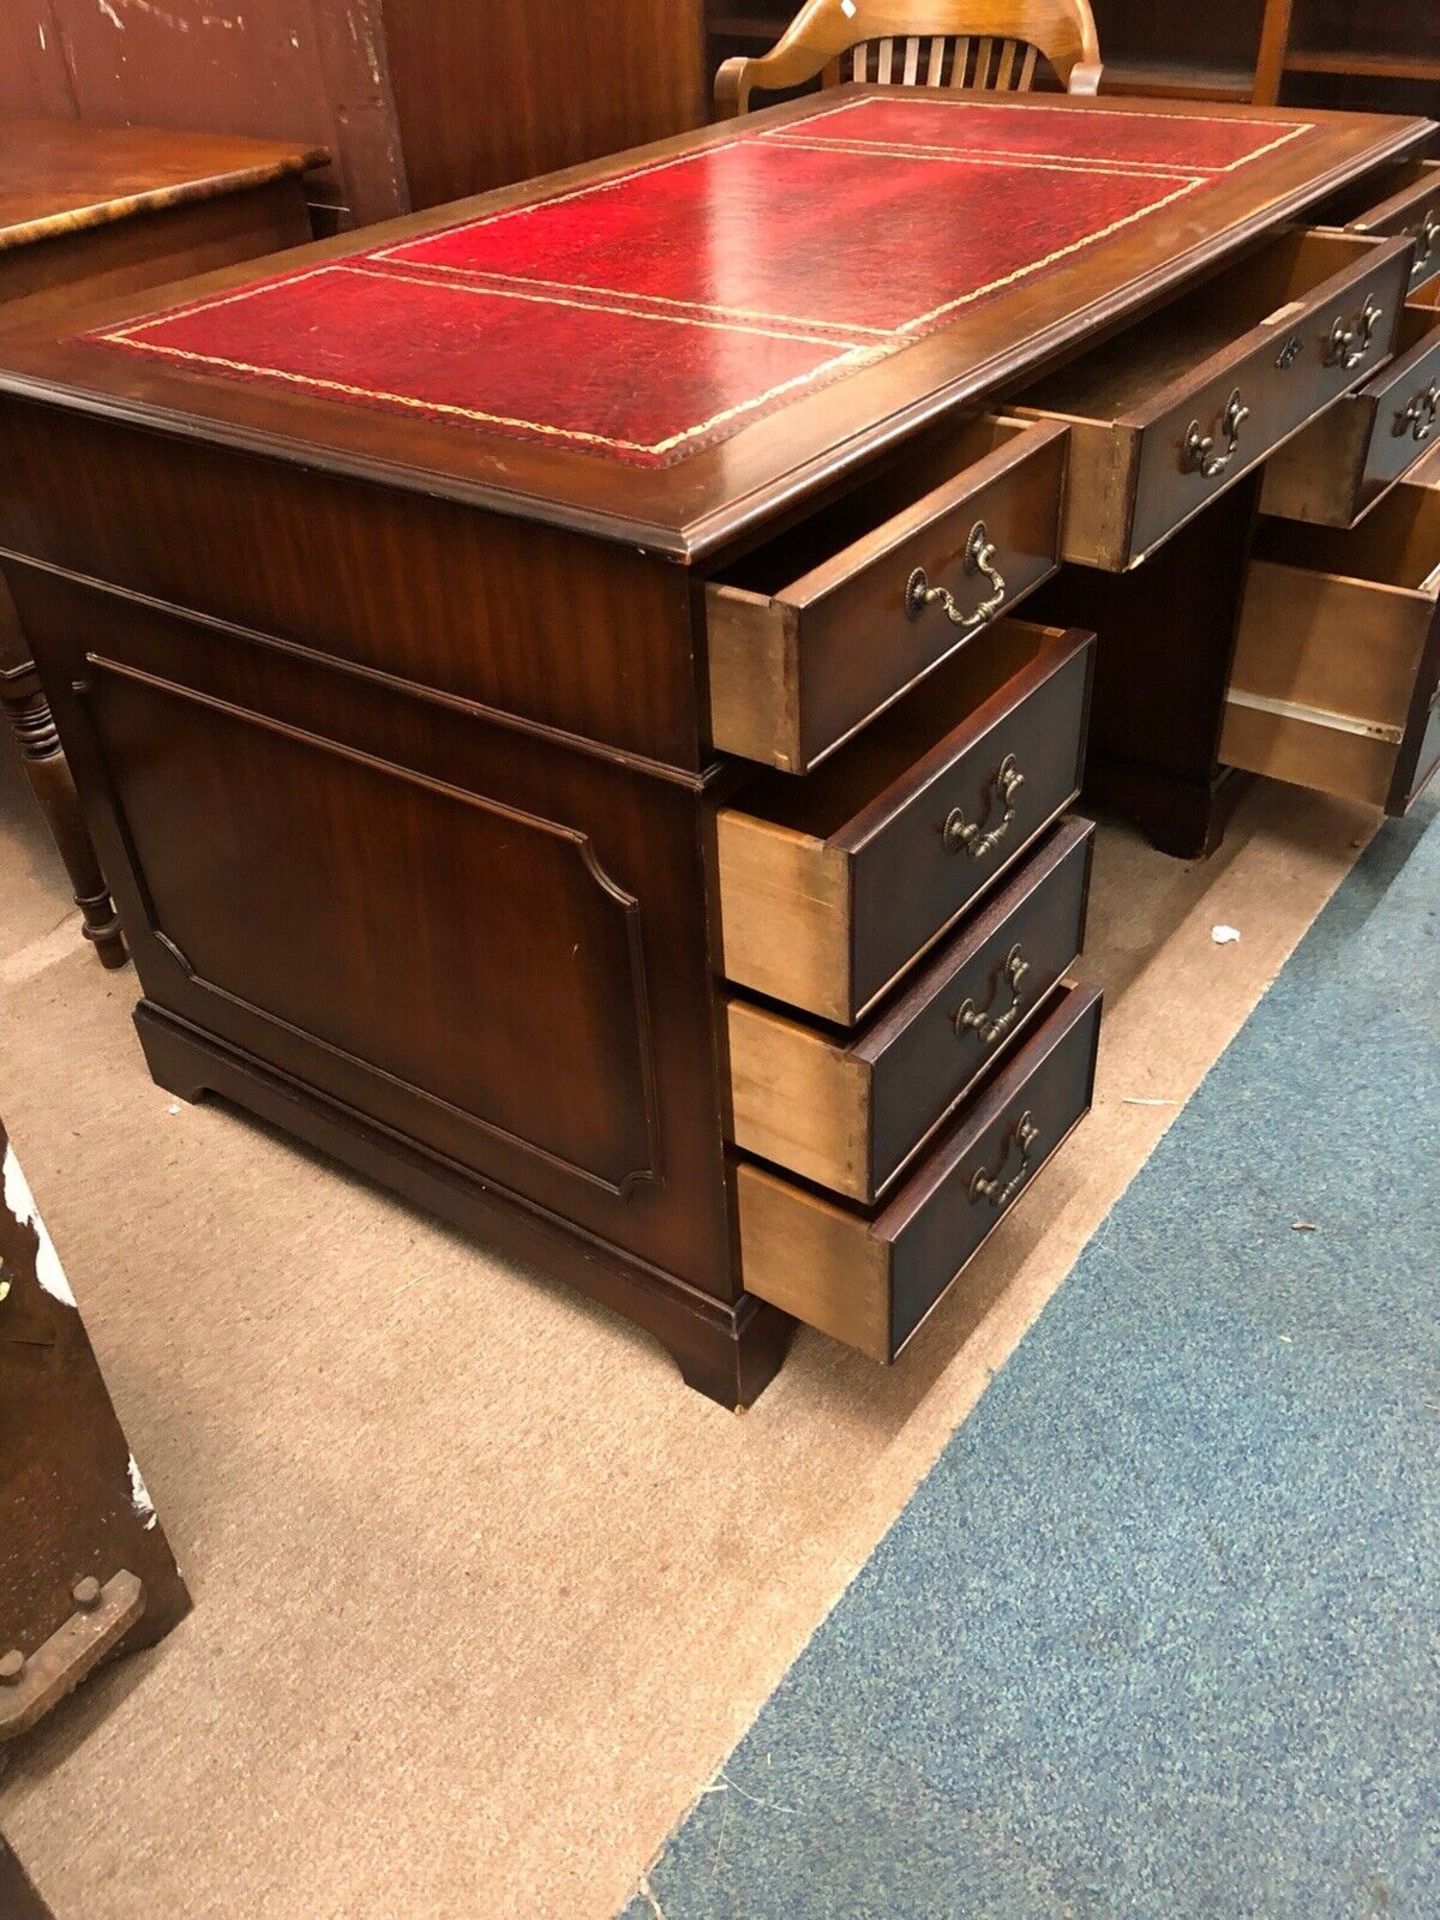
<box><xmin>1016</xmin><ymin>230</ymin><xmax>1412</xmax><ymax>570</ymax></box>
<box><xmin>727</xmin><ymin>817</ymin><xmax>1094</xmax><ymax>1204</ymax></box>
<box><xmin>1222</xmin><ymin>486</ymin><xmax>1440</xmax><ymax>815</ymax></box>
<box><xmin>1131</xmin><ymin>239</ymin><xmax>1409</xmax><ymax>564</ymax></box>
<box><xmin>716</xmin><ymin>622</ymin><xmax>1094</xmax><ymax>1025</ymax></box>
<box><xmin>1335</xmin><ymin>160</ymin><xmax>1440</xmax><ymax>293</ymax></box>
<box><xmin>736</xmin><ymin>983</ymin><xmax>1102</xmax><ymax>1363</ymax></box>
<box><xmin>705</xmin><ymin>415</ymin><xmax>1066</xmax><ymax>772</ymax></box>
<box><xmin>1260</xmin><ymin>302</ymin><xmax>1440</xmax><ymax>528</ymax></box>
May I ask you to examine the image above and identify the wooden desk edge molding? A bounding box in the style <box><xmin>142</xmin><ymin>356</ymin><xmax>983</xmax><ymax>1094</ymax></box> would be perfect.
<box><xmin>0</xmin><ymin>92</ymin><xmax>1432</xmax><ymax>1403</ymax></box>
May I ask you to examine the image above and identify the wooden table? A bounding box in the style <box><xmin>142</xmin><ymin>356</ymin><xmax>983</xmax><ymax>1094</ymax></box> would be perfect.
<box><xmin>0</xmin><ymin>90</ymin><xmax>1433</xmax><ymax>1404</ymax></box>
<box><xmin>0</xmin><ymin>121</ymin><xmax>325</xmax><ymax>967</ymax></box>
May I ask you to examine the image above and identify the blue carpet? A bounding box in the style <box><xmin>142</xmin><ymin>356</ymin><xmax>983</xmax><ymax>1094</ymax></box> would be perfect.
<box><xmin>622</xmin><ymin>799</ymin><xmax>1440</xmax><ymax>1920</ymax></box>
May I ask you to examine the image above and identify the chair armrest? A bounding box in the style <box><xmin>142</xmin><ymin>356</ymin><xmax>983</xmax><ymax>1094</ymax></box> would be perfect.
<box><xmin>714</xmin><ymin>56</ymin><xmax>754</xmax><ymax>119</ymax></box>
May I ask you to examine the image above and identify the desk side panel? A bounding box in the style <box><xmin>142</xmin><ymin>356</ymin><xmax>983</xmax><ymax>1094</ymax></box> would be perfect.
<box><xmin>0</xmin><ymin>399</ymin><xmax>702</xmax><ymax>774</ymax></box>
<box><xmin>0</xmin><ymin>444</ymin><xmax>736</xmax><ymax>1304</ymax></box>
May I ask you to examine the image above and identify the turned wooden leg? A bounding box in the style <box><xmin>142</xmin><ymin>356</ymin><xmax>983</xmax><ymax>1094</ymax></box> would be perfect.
<box><xmin>1</xmin><ymin>679</ymin><xmax>127</xmax><ymax>969</ymax></box>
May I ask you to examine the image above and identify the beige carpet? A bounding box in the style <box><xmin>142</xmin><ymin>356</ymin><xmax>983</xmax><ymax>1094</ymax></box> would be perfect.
<box><xmin>0</xmin><ymin>737</ymin><xmax>1375</xmax><ymax>1920</ymax></box>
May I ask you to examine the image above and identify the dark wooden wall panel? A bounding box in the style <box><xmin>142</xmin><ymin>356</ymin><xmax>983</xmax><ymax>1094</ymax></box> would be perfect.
<box><xmin>378</xmin><ymin>0</ymin><xmax>706</xmax><ymax>210</ymax></box>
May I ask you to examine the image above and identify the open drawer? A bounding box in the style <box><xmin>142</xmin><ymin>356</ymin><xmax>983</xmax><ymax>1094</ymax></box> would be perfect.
<box><xmin>727</xmin><ymin>817</ymin><xmax>1094</xmax><ymax>1205</ymax></box>
<box><xmin>1222</xmin><ymin>480</ymin><xmax>1440</xmax><ymax>815</ymax></box>
<box><xmin>1262</xmin><ymin>301</ymin><xmax>1440</xmax><ymax>527</ymax></box>
<box><xmin>704</xmin><ymin>414</ymin><xmax>1067</xmax><ymax>772</ymax></box>
<box><xmin>715</xmin><ymin>621</ymin><xmax>1094</xmax><ymax>1025</ymax></box>
<box><xmin>1013</xmin><ymin>229</ymin><xmax>1412</xmax><ymax>570</ymax></box>
<box><xmin>1313</xmin><ymin>159</ymin><xmax>1440</xmax><ymax>294</ymax></box>
<box><xmin>736</xmin><ymin>982</ymin><xmax>1102</xmax><ymax>1363</ymax></box>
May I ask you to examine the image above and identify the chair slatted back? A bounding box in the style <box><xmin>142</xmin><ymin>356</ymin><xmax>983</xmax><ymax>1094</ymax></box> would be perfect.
<box><xmin>715</xmin><ymin>1</ymin><xmax>1102</xmax><ymax>117</ymax></box>
<box><xmin>842</xmin><ymin>34</ymin><xmax>1042</xmax><ymax>89</ymax></box>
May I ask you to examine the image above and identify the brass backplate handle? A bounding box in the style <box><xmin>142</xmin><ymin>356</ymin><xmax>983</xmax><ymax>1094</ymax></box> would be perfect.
<box><xmin>1414</xmin><ymin>211</ymin><xmax>1439</xmax><ymax>269</ymax></box>
<box><xmin>906</xmin><ymin>520</ymin><xmax>1006</xmax><ymax>630</ymax></box>
<box><xmin>0</xmin><ymin>1570</ymin><xmax>145</xmax><ymax>1742</ymax></box>
<box><xmin>1324</xmin><ymin>294</ymin><xmax>1384</xmax><ymax>371</ymax></box>
<box><xmin>968</xmin><ymin>1110</ymin><xmax>1041</xmax><ymax>1210</ymax></box>
<box><xmin>1398</xmin><ymin>380</ymin><xmax>1440</xmax><ymax>443</ymax></box>
<box><xmin>954</xmin><ymin>943</ymin><xmax>1031</xmax><ymax>1046</ymax></box>
<box><xmin>942</xmin><ymin>753</ymin><xmax>1024</xmax><ymax>861</ymax></box>
<box><xmin>1182</xmin><ymin>388</ymin><xmax>1250</xmax><ymax>478</ymax></box>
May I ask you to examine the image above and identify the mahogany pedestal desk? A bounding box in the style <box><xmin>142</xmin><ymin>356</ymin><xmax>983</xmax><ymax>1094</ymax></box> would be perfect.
<box><xmin>0</xmin><ymin>120</ymin><xmax>325</xmax><ymax>967</ymax></box>
<box><xmin>0</xmin><ymin>91</ymin><xmax>1433</xmax><ymax>1404</ymax></box>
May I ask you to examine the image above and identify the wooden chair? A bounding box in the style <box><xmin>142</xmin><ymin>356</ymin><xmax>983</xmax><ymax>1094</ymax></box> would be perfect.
<box><xmin>715</xmin><ymin>0</ymin><xmax>1103</xmax><ymax>118</ymax></box>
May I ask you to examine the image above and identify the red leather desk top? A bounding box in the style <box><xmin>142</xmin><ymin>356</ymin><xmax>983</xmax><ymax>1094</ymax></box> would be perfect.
<box><xmin>87</xmin><ymin>94</ymin><xmax>1319</xmax><ymax>470</ymax></box>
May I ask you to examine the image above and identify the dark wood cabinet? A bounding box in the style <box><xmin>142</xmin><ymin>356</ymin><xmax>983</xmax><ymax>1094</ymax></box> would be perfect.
<box><xmin>0</xmin><ymin>1841</ymin><xmax>54</xmax><ymax>1920</ymax></box>
<box><xmin>0</xmin><ymin>2</ymin><xmax>398</xmax><ymax>230</ymax></box>
<box><xmin>0</xmin><ymin>122</ymin><xmax>325</xmax><ymax>972</ymax></box>
<box><xmin>0</xmin><ymin>0</ymin><xmax>708</xmax><ymax>231</ymax></box>
<box><xmin>0</xmin><ymin>1117</ymin><xmax>189</xmax><ymax>1744</ymax></box>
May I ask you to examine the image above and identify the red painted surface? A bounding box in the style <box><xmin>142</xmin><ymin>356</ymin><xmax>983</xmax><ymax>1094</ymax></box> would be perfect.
<box><xmin>103</xmin><ymin>262</ymin><xmax>864</xmax><ymax>458</ymax></box>
<box><xmin>90</xmin><ymin>95</ymin><xmax>1315</xmax><ymax>469</ymax></box>
<box><xmin>777</xmin><ymin>94</ymin><xmax>1305</xmax><ymax>172</ymax></box>
<box><xmin>378</xmin><ymin>140</ymin><xmax>1197</xmax><ymax>337</ymax></box>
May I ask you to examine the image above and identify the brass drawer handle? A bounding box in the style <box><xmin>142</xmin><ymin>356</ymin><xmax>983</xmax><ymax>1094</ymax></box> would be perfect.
<box><xmin>942</xmin><ymin>752</ymin><xmax>1024</xmax><ymax>861</ymax></box>
<box><xmin>1181</xmin><ymin>389</ymin><xmax>1250</xmax><ymax>478</ymax></box>
<box><xmin>1414</xmin><ymin>211</ymin><xmax>1440</xmax><ymax>271</ymax></box>
<box><xmin>1398</xmin><ymin>380</ymin><xmax>1440</xmax><ymax>443</ymax></box>
<box><xmin>968</xmin><ymin>1110</ymin><xmax>1040</xmax><ymax>1210</ymax></box>
<box><xmin>905</xmin><ymin>520</ymin><xmax>1006</xmax><ymax>630</ymax></box>
<box><xmin>1324</xmin><ymin>294</ymin><xmax>1384</xmax><ymax>370</ymax></box>
<box><xmin>954</xmin><ymin>943</ymin><xmax>1030</xmax><ymax>1046</ymax></box>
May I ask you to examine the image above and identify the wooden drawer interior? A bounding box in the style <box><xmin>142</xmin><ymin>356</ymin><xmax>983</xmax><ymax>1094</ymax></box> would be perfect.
<box><xmin>1223</xmin><ymin>481</ymin><xmax>1440</xmax><ymax>813</ymax></box>
<box><xmin>736</xmin><ymin>982</ymin><xmax>1102</xmax><ymax>1363</ymax></box>
<box><xmin>1014</xmin><ymin>229</ymin><xmax>1407</xmax><ymax>569</ymax></box>
<box><xmin>715</xmin><ymin>620</ymin><xmax>1093</xmax><ymax>1024</ymax></box>
<box><xmin>705</xmin><ymin>412</ymin><xmax>1066</xmax><ymax>773</ymax></box>
<box><xmin>726</xmin><ymin>816</ymin><xmax>1094</xmax><ymax>1205</ymax></box>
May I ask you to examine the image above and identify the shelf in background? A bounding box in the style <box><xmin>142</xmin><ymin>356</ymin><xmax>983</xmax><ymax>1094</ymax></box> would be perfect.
<box><xmin>1283</xmin><ymin>48</ymin><xmax>1440</xmax><ymax>83</ymax></box>
<box><xmin>1101</xmin><ymin>55</ymin><xmax>1257</xmax><ymax>100</ymax></box>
